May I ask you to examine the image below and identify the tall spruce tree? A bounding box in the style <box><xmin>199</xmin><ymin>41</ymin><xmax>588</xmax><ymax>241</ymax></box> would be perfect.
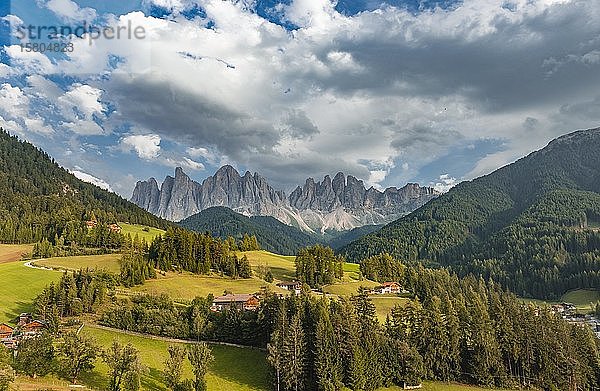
<box><xmin>282</xmin><ymin>313</ymin><xmax>306</xmax><ymax>391</ymax></box>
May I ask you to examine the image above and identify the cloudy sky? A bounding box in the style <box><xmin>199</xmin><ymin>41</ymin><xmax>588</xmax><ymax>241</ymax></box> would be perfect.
<box><xmin>0</xmin><ymin>0</ymin><xmax>599</xmax><ymax>196</ymax></box>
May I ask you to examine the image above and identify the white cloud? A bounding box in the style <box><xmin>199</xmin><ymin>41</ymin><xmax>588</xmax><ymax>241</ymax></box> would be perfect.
<box><xmin>45</xmin><ymin>0</ymin><xmax>97</xmax><ymax>22</ymax></box>
<box><xmin>24</xmin><ymin>118</ymin><xmax>54</xmax><ymax>135</ymax></box>
<box><xmin>121</xmin><ymin>134</ymin><xmax>162</xmax><ymax>159</ymax></box>
<box><xmin>432</xmin><ymin>174</ymin><xmax>459</xmax><ymax>193</ymax></box>
<box><xmin>0</xmin><ymin>84</ymin><xmax>30</xmax><ymax>119</ymax></box>
<box><xmin>59</xmin><ymin>84</ymin><xmax>105</xmax><ymax>120</ymax></box>
<box><xmin>181</xmin><ymin>157</ymin><xmax>205</xmax><ymax>170</ymax></box>
<box><xmin>4</xmin><ymin>45</ymin><xmax>56</xmax><ymax>74</ymax></box>
<box><xmin>3</xmin><ymin>0</ymin><xmax>600</xmax><ymax>193</ymax></box>
<box><xmin>71</xmin><ymin>170</ymin><xmax>113</xmax><ymax>191</ymax></box>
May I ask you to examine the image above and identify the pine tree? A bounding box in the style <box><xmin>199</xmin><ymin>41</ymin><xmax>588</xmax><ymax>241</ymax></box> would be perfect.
<box><xmin>314</xmin><ymin>302</ymin><xmax>342</xmax><ymax>391</ymax></box>
<box><xmin>282</xmin><ymin>312</ymin><xmax>306</xmax><ymax>391</ymax></box>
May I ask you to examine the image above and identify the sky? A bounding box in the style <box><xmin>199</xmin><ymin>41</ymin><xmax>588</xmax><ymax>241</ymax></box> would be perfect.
<box><xmin>0</xmin><ymin>0</ymin><xmax>599</xmax><ymax>197</ymax></box>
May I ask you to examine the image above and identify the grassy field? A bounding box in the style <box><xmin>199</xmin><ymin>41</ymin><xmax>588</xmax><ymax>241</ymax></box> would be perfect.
<box><xmin>34</xmin><ymin>254</ymin><xmax>122</xmax><ymax>273</ymax></box>
<box><xmin>242</xmin><ymin>250</ymin><xmax>362</xmax><ymax>282</ymax></box>
<box><xmin>322</xmin><ymin>280</ymin><xmax>379</xmax><ymax>296</ymax></box>
<box><xmin>0</xmin><ymin>244</ymin><xmax>33</xmax><ymax>264</ymax></box>
<box><xmin>130</xmin><ymin>273</ymin><xmax>286</xmax><ymax>301</ymax></box>
<box><xmin>562</xmin><ymin>289</ymin><xmax>600</xmax><ymax>312</ymax></box>
<box><xmin>120</xmin><ymin>223</ymin><xmax>166</xmax><ymax>243</ymax></box>
<box><xmin>81</xmin><ymin>325</ymin><xmax>269</xmax><ymax>391</ymax></box>
<box><xmin>241</xmin><ymin>250</ymin><xmax>297</xmax><ymax>281</ymax></box>
<box><xmin>380</xmin><ymin>382</ymin><xmax>516</xmax><ymax>391</ymax></box>
<box><xmin>371</xmin><ymin>296</ymin><xmax>409</xmax><ymax>322</ymax></box>
<box><xmin>521</xmin><ymin>289</ymin><xmax>600</xmax><ymax>313</ymax></box>
<box><xmin>0</xmin><ymin>261</ymin><xmax>62</xmax><ymax>323</ymax></box>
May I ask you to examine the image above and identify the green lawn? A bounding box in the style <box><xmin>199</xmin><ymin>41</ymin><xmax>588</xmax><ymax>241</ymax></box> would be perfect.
<box><xmin>34</xmin><ymin>254</ymin><xmax>122</xmax><ymax>273</ymax></box>
<box><xmin>521</xmin><ymin>289</ymin><xmax>600</xmax><ymax>313</ymax></box>
<box><xmin>562</xmin><ymin>289</ymin><xmax>600</xmax><ymax>311</ymax></box>
<box><xmin>371</xmin><ymin>296</ymin><xmax>409</xmax><ymax>323</ymax></box>
<box><xmin>81</xmin><ymin>325</ymin><xmax>270</xmax><ymax>391</ymax></box>
<box><xmin>241</xmin><ymin>250</ymin><xmax>297</xmax><ymax>281</ymax></box>
<box><xmin>120</xmin><ymin>223</ymin><xmax>166</xmax><ymax>243</ymax></box>
<box><xmin>380</xmin><ymin>382</ymin><xmax>516</xmax><ymax>391</ymax></box>
<box><xmin>322</xmin><ymin>280</ymin><xmax>379</xmax><ymax>296</ymax></box>
<box><xmin>0</xmin><ymin>261</ymin><xmax>62</xmax><ymax>323</ymax></box>
<box><xmin>130</xmin><ymin>273</ymin><xmax>286</xmax><ymax>301</ymax></box>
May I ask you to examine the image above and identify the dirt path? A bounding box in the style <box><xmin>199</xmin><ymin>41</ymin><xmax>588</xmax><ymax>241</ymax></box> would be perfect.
<box><xmin>85</xmin><ymin>324</ymin><xmax>266</xmax><ymax>351</ymax></box>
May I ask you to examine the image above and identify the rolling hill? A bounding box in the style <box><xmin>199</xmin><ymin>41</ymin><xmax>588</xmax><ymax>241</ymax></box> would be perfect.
<box><xmin>0</xmin><ymin>129</ymin><xmax>169</xmax><ymax>244</ymax></box>
<box><xmin>178</xmin><ymin>206</ymin><xmax>318</xmax><ymax>255</ymax></box>
<box><xmin>341</xmin><ymin>128</ymin><xmax>600</xmax><ymax>299</ymax></box>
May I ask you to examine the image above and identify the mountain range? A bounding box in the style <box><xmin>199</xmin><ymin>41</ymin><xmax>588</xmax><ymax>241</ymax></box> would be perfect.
<box><xmin>131</xmin><ymin>165</ymin><xmax>439</xmax><ymax>233</ymax></box>
<box><xmin>341</xmin><ymin>127</ymin><xmax>600</xmax><ymax>299</ymax></box>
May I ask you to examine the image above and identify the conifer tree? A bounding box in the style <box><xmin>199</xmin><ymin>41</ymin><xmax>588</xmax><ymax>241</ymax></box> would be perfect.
<box><xmin>282</xmin><ymin>313</ymin><xmax>306</xmax><ymax>391</ymax></box>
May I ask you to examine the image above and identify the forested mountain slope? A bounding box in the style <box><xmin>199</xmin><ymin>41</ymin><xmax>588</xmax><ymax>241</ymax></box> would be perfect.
<box><xmin>0</xmin><ymin>129</ymin><xmax>169</xmax><ymax>244</ymax></box>
<box><xmin>341</xmin><ymin>128</ymin><xmax>600</xmax><ymax>298</ymax></box>
<box><xmin>179</xmin><ymin>206</ymin><xmax>318</xmax><ymax>255</ymax></box>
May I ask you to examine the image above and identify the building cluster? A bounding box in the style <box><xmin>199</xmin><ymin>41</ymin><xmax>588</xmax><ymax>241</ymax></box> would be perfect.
<box><xmin>1</xmin><ymin>313</ymin><xmax>48</xmax><ymax>350</ymax></box>
<box><xmin>210</xmin><ymin>281</ymin><xmax>305</xmax><ymax>312</ymax></box>
<box><xmin>85</xmin><ymin>220</ymin><xmax>122</xmax><ymax>233</ymax></box>
<box><xmin>550</xmin><ymin>302</ymin><xmax>600</xmax><ymax>339</ymax></box>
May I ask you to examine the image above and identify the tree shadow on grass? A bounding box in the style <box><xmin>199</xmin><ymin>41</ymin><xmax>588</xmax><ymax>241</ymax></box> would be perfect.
<box><xmin>208</xmin><ymin>345</ymin><xmax>269</xmax><ymax>390</ymax></box>
<box><xmin>268</xmin><ymin>266</ymin><xmax>295</xmax><ymax>281</ymax></box>
<box><xmin>2</xmin><ymin>301</ymin><xmax>33</xmax><ymax>323</ymax></box>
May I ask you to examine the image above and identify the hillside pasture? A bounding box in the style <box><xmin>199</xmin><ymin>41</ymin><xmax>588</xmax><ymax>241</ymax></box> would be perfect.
<box><xmin>130</xmin><ymin>272</ymin><xmax>286</xmax><ymax>301</ymax></box>
<box><xmin>371</xmin><ymin>296</ymin><xmax>409</xmax><ymax>322</ymax></box>
<box><xmin>34</xmin><ymin>254</ymin><xmax>122</xmax><ymax>273</ymax></box>
<box><xmin>521</xmin><ymin>289</ymin><xmax>600</xmax><ymax>313</ymax></box>
<box><xmin>0</xmin><ymin>261</ymin><xmax>61</xmax><ymax>323</ymax></box>
<box><xmin>120</xmin><ymin>223</ymin><xmax>166</xmax><ymax>243</ymax></box>
<box><xmin>81</xmin><ymin>325</ymin><xmax>270</xmax><ymax>391</ymax></box>
<box><xmin>241</xmin><ymin>250</ymin><xmax>296</xmax><ymax>281</ymax></box>
<box><xmin>322</xmin><ymin>280</ymin><xmax>379</xmax><ymax>296</ymax></box>
<box><xmin>380</xmin><ymin>382</ymin><xmax>516</xmax><ymax>391</ymax></box>
<box><xmin>0</xmin><ymin>243</ymin><xmax>33</xmax><ymax>264</ymax></box>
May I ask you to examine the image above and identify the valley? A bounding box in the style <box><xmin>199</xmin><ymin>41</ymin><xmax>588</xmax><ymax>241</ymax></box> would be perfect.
<box><xmin>0</xmin><ymin>129</ymin><xmax>599</xmax><ymax>391</ymax></box>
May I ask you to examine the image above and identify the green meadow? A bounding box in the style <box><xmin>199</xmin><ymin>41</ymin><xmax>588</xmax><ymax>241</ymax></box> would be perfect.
<box><xmin>0</xmin><ymin>261</ymin><xmax>62</xmax><ymax>323</ymax></box>
<box><xmin>35</xmin><ymin>254</ymin><xmax>122</xmax><ymax>273</ymax></box>
<box><xmin>120</xmin><ymin>223</ymin><xmax>166</xmax><ymax>243</ymax></box>
<box><xmin>80</xmin><ymin>325</ymin><xmax>270</xmax><ymax>391</ymax></box>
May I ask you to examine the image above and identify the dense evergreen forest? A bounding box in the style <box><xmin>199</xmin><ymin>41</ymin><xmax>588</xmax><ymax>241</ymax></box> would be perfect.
<box><xmin>0</xmin><ymin>129</ymin><xmax>169</xmax><ymax>245</ymax></box>
<box><xmin>148</xmin><ymin>227</ymin><xmax>255</xmax><ymax>278</ymax></box>
<box><xmin>342</xmin><ymin>128</ymin><xmax>600</xmax><ymax>299</ymax></box>
<box><xmin>34</xmin><ymin>259</ymin><xmax>600</xmax><ymax>391</ymax></box>
<box><xmin>179</xmin><ymin>206</ymin><xmax>316</xmax><ymax>255</ymax></box>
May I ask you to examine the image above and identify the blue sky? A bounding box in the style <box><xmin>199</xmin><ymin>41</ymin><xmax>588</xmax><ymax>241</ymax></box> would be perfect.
<box><xmin>1</xmin><ymin>0</ymin><xmax>599</xmax><ymax>196</ymax></box>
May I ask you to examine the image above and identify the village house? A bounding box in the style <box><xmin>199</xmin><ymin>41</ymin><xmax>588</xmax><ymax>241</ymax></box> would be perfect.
<box><xmin>107</xmin><ymin>223</ymin><xmax>122</xmax><ymax>233</ymax></box>
<box><xmin>21</xmin><ymin>320</ymin><xmax>47</xmax><ymax>335</ymax></box>
<box><xmin>17</xmin><ymin>313</ymin><xmax>33</xmax><ymax>327</ymax></box>
<box><xmin>0</xmin><ymin>324</ymin><xmax>14</xmax><ymax>339</ymax></box>
<box><xmin>211</xmin><ymin>294</ymin><xmax>260</xmax><ymax>312</ymax></box>
<box><xmin>551</xmin><ymin>302</ymin><xmax>577</xmax><ymax>316</ymax></box>
<box><xmin>276</xmin><ymin>281</ymin><xmax>302</xmax><ymax>295</ymax></box>
<box><xmin>372</xmin><ymin>282</ymin><xmax>402</xmax><ymax>295</ymax></box>
<box><xmin>85</xmin><ymin>220</ymin><xmax>98</xmax><ymax>229</ymax></box>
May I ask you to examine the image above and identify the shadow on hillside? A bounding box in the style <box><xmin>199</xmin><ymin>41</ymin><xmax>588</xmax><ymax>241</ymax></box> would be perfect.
<box><xmin>2</xmin><ymin>301</ymin><xmax>32</xmax><ymax>323</ymax></box>
<box><xmin>209</xmin><ymin>345</ymin><xmax>269</xmax><ymax>390</ymax></box>
<box><xmin>269</xmin><ymin>266</ymin><xmax>295</xmax><ymax>281</ymax></box>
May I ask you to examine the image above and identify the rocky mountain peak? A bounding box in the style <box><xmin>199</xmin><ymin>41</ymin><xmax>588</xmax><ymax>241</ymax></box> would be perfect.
<box><xmin>132</xmin><ymin>165</ymin><xmax>439</xmax><ymax>233</ymax></box>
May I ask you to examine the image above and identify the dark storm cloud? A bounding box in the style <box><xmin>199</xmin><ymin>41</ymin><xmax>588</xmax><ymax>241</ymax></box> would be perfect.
<box><xmin>105</xmin><ymin>74</ymin><xmax>280</xmax><ymax>159</ymax></box>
